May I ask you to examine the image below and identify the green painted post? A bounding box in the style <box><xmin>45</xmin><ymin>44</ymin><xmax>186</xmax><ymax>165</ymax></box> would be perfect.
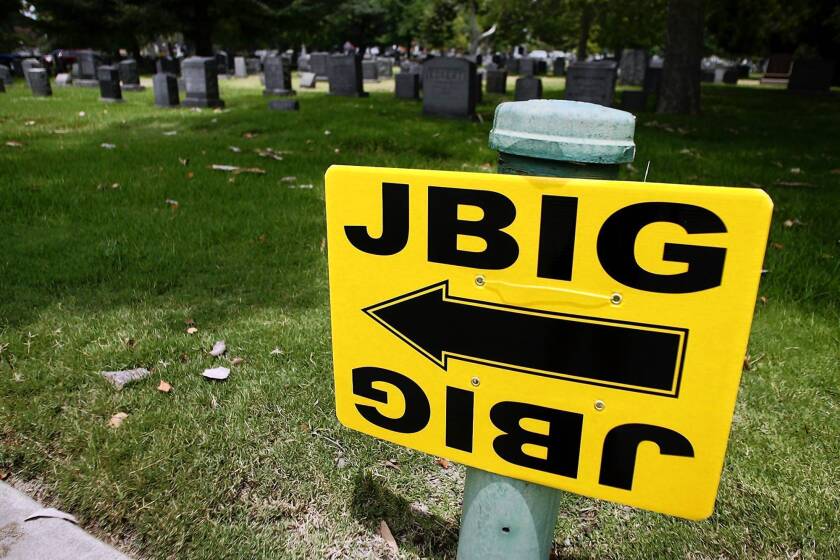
<box><xmin>455</xmin><ymin>99</ymin><xmax>637</xmax><ymax>560</ymax></box>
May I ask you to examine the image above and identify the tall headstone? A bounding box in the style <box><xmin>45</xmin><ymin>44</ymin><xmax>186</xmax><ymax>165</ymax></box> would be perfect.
<box><xmin>376</xmin><ymin>57</ymin><xmax>394</xmax><ymax>78</ymax></box>
<box><xmin>327</xmin><ymin>53</ymin><xmax>367</xmax><ymax>97</ymax></box>
<box><xmin>506</xmin><ymin>57</ymin><xmax>519</xmax><ymax>75</ymax></box>
<box><xmin>395</xmin><ymin>72</ymin><xmax>420</xmax><ymax>99</ymax></box>
<box><xmin>234</xmin><ymin>56</ymin><xmax>247</xmax><ymax>78</ymax></box>
<box><xmin>97</xmin><ymin>66</ymin><xmax>122</xmax><ymax>102</ymax></box>
<box><xmin>76</xmin><ymin>51</ymin><xmax>102</xmax><ymax>87</ymax></box>
<box><xmin>362</xmin><ymin>59</ymin><xmax>379</xmax><ymax>82</ymax></box>
<box><xmin>788</xmin><ymin>59</ymin><xmax>835</xmax><ymax>93</ymax></box>
<box><xmin>0</xmin><ymin>64</ymin><xmax>14</xmax><ymax>87</ymax></box>
<box><xmin>27</xmin><ymin>68</ymin><xmax>51</xmax><ymax>97</ymax></box>
<box><xmin>514</xmin><ymin>76</ymin><xmax>542</xmax><ymax>101</ymax></box>
<box><xmin>422</xmin><ymin>57</ymin><xmax>476</xmax><ymax>120</ymax></box>
<box><xmin>181</xmin><ymin>56</ymin><xmax>225</xmax><ymax>108</ymax></box>
<box><xmin>156</xmin><ymin>57</ymin><xmax>179</xmax><ymax>76</ymax></box>
<box><xmin>119</xmin><ymin>59</ymin><xmax>144</xmax><ymax>91</ymax></box>
<box><xmin>21</xmin><ymin>58</ymin><xmax>42</xmax><ymax>89</ymax></box>
<box><xmin>216</xmin><ymin>52</ymin><xmax>230</xmax><ymax>78</ymax></box>
<box><xmin>153</xmin><ymin>73</ymin><xmax>180</xmax><ymax>107</ymax></box>
<box><xmin>553</xmin><ymin>57</ymin><xmax>566</xmax><ymax>76</ymax></box>
<box><xmin>565</xmin><ymin>61</ymin><xmax>617</xmax><ymax>107</ymax></box>
<box><xmin>619</xmin><ymin>49</ymin><xmax>647</xmax><ymax>86</ymax></box>
<box><xmin>486</xmin><ymin>69</ymin><xmax>507</xmax><ymax>94</ymax></box>
<box><xmin>297</xmin><ymin>53</ymin><xmax>311</xmax><ymax>72</ymax></box>
<box><xmin>310</xmin><ymin>52</ymin><xmax>329</xmax><ymax>80</ymax></box>
<box><xmin>263</xmin><ymin>55</ymin><xmax>294</xmax><ymax>96</ymax></box>
<box><xmin>518</xmin><ymin>58</ymin><xmax>535</xmax><ymax>77</ymax></box>
<box><xmin>246</xmin><ymin>57</ymin><xmax>261</xmax><ymax>74</ymax></box>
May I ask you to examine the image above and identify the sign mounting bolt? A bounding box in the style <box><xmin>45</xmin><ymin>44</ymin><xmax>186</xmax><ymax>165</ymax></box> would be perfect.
<box><xmin>610</xmin><ymin>293</ymin><xmax>623</xmax><ymax>305</ymax></box>
<box><xmin>470</xmin><ymin>376</ymin><xmax>481</xmax><ymax>387</ymax></box>
<box><xmin>475</xmin><ymin>275</ymin><xmax>486</xmax><ymax>287</ymax></box>
<box><xmin>594</xmin><ymin>400</ymin><xmax>606</xmax><ymax>411</ymax></box>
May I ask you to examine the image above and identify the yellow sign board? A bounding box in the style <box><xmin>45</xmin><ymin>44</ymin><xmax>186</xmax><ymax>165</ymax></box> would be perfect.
<box><xmin>325</xmin><ymin>165</ymin><xmax>772</xmax><ymax>520</ymax></box>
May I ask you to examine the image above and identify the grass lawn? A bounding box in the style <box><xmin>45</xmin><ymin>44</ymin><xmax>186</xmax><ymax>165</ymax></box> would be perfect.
<box><xmin>1</xmin><ymin>74</ymin><xmax>838</xmax><ymax>560</ymax></box>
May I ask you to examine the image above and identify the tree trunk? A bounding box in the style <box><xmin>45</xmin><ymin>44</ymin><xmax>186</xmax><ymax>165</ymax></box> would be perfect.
<box><xmin>576</xmin><ymin>3</ymin><xmax>595</xmax><ymax>61</ymax></box>
<box><xmin>657</xmin><ymin>0</ymin><xmax>704</xmax><ymax>114</ymax></box>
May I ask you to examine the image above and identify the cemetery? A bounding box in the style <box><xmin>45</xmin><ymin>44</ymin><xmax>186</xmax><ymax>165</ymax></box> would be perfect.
<box><xmin>0</xmin><ymin>1</ymin><xmax>838</xmax><ymax>559</ymax></box>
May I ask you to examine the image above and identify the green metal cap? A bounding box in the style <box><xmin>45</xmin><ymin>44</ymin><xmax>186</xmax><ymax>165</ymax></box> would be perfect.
<box><xmin>488</xmin><ymin>100</ymin><xmax>636</xmax><ymax>165</ymax></box>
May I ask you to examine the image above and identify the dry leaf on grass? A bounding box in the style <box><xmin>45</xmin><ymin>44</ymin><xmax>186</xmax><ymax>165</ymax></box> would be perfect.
<box><xmin>209</xmin><ymin>164</ymin><xmax>266</xmax><ymax>175</ymax></box>
<box><xmin>242</xmin><ymin>131</ymin><xmax>257</xmax><ymax>139</ymax></box>
<box><xmin>228</xmin><ymin>146</ymin><xmax>242</xmax><ymax>153</ymax></box>
<box><xmin>775</xmin><ymin>181</ymin><xmax>812</xmax><ymax>188</ymax></box>
<box><xmin>378</xmin><ymin>520</ymin><xmax>398</xmax><ymax>553</ymax></box>
<box><xmin>783</xmin><ymin>218</ymin><xmax>804</xmax><ymax>228</ymax></box>
<box><xmin>186</xmin><ymin>326</ymin><xmax>198</xmax><ymax>334</ymax></box>
<box><xmin>384</xmin><ymin>459</ymin><xmax>400</xmax><ymax>470</ymax></box>
<box><xmin>256</xmin><ymin>148</ymin><xmax>284</xmax><ymax>161</ymax></box>
<box><xmin>758</xmin><ymin>296</ymin><xmax>769</xmax><ymax>305</ymax></box>
<box><xmin>178</xmin><ymin>157</ymin><xmax>189</xmax><ymax>166</ymax></box>
<box><xmin>5</xmin><ymin>141</ymin><xmax>23</xmax><ymax>147</ymax></box>
<box><xmin>0</xmin><ymin>468</ymin><xmax>9</xmax><ymax>480</ymax></box>
<box><xmin>281</xmin><ymin>176</ymin><xmax>297</xmax><ymax>182</ymax></box>
<box><xmin>24</xmin><ymin>508</ymin><xmax>78</xmax><ymax>524</ymax></box>
<box><xmin>157</xmin><ymin>380</ymin><xmax>172</xmax><ymax>393</ymax></box>
<box><xmin>210</xmin><ymin>340</ymin><xmax>226</xmax><ymax>357</ymax></box>
<box><xmin>771</xmin><ymin>242</ymin><xmax>784</xmax><ymax>250</ymax></box>
<box><xmin>202</xmin><ymin>366</ymin><xmax>230</xmax><ymax>380</ymax></box>
<box><xmin>108</xmin><ymin>412</ymin><xmax>128</xmax><ymax>428</ymax></box>
<box><xmin>165</xmin><ymin>199</ymin><xmax>179</xmax><ymax>209</ymax></box>
<box><xmin>162</xmin><ymin>130</ymin><xmax>178</xmax><ymax>136</ymax></box>
<box><xmin>230</xmin><ymin>357</ymin><xmax>244</xmax><ymax>366</ymax></box>
<box><xmin>435</xmin><ymin>457</ymin><xmax>451</xmax><ymax>469</ymax></box>
<box><xmin>101</xmin><ymin>143</ymin><xmax>116</xmax><ymax>150</ymax></box>
<box><xmin>270</xmin><ymin>348</ymin><xmax>284</xmax><ymax>355</ymax></box>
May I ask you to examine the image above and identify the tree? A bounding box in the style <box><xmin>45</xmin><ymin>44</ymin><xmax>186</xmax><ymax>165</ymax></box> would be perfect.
<box><xmin>658</xmin><ymin>0</ymin><xmax>704</xmax><ymax>114</ymax></box>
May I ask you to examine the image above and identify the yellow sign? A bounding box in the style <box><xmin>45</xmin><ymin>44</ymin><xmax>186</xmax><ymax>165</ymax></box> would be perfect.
<box><xmin>325</xmin><ymin>165</ymin><xmax>772</xmax><ymax>520</ymax></box>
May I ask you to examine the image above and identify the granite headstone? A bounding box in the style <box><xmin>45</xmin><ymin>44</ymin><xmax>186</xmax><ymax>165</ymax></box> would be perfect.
<box><xmin>310</xmin><ymin>52</ymin><xmax>329</xmax><ymax>80</ymax></box>
<box><xmin>1</xmin><ymin>64</ymin><xmax>13</xmax><ymax>86</ymax></box>
<box><xmin>97</xmin><ymin>65</ymin><xmax>122</xmax><ymax>102</ymax></box>
<box><xmin>395</xmin><ymin>72</ymin><xmax>420</xmax><ymax>99</ymax></box>
<box><xmin>788</xmin><ymin>59</ymin><xmax>835</xmax><ymax>93</ymax></box>
<box><xmin>181</xmin><ymin>56</ymin><xmax>225</xmax><ymax>108</ymax></box>
<box><xmin>376</xmin><ymin>57</ymin><xmax>394</xmax><ymax>78</ymax></box>
<box><xmin>234</xmin><ymin>56</ymin><xmax>247</xmax><ymax>78</ymax></box>
<box><xmin>485</xmin><ymin>69</ymin><xmax>507</xmax><ymax>94</ymax></box>
<box><xmin>619</xmin><ymin>49</ymin><xmax>648</xmax><ymax>86</ymax></box>
<box><xmin>362</xmin><ymin>59</ymin><xmax>379</xmax><ymax>82</ymax></box>
<box><xmin>268</xmin><ymin>99</ymin><xmax>299</xmax><ymax>111</ymax></box>
<box><xmin>422</xmin><ymin>57</ymin><xmax>476</xmax><ymax>119</ymax></box>
<box><xmin>553</xmin><ymin>57</ymin><xmax>566</xmax><ymax>76</ymax></box>
<box><xmin>119</xmin><ymin>59</ymin><xmax>144</xmax><ymax>91</ymax></box>
<box><xmin>153</xmin><ymin>72</ymin><xmax>179</xmax><ymax>107</ymax></box>
<box><xmin>514</xmin><ymin>76</ymin><xmax>542</xmax><ymax>101</ymax></box>
<box><xmin>518</xmin><ymin>58</ymin><xmax>535</xmax><ymax>77</ymax></box>
<box><xmin>565</xmin><ymin>61</ymin><xmax>617</xmax><ymax>107</ymax></box>
<box><xmin>299</xmin><ymin>72</ymin><xmax>317</xmax><ymax>88</ymax></box>
<box><xmin>327</xmin><ymin>53</ymin><xmax>367</xmax><ymax>97</ymax></box>
<box><xmin>263</xmin><ymin>55</ymin><xmax>294</xmax><ymax>96</ymax></box>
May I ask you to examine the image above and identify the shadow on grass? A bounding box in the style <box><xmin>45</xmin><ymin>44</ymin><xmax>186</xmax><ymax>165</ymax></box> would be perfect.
<box><xmin>350</xmin><ymin>471</ymin><xmax>459</xmax><ymax>558</ymax></box>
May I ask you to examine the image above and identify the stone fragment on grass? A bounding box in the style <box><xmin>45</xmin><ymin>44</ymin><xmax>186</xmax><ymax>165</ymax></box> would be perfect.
<box><xmin>202</xmin><ymin>366</ymin><xmax>230</xmax><ymax>380</ymax></box>
<box><xmin>100</xmin><ymin>367</ymin><xmax>150</xmax><ymax>389</ymax></box>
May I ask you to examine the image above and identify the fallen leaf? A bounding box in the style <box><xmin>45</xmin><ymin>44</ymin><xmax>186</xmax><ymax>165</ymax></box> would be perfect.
<box><xmin>242</xmin><ymin>131</ymin><xmax>257</xmax><ymax>139</ymax></box>
<box><xmin>162</xmin><ymin>130</ymin><xmax>178</xmax><ymax>136</ymax></box>
<box><xmin>24</xmin><ymin>508</ymin><xmax>78</xmax><ymax>524</ymax></box>
<box><xmin>270</xmin><ymin>348</ymin><xmax>284</xmax><ymax>355</ymax></box>
<box><xmin>0</xmin><ymin>468</ymin><xmax>9</xmax><ymax>480</ymax></box>
<box><xmin>186</xmin><ymin>171</ymin><xmax>194</xmax><ymax>179</ymax></box>
<box><xmin>125</xmin><ymin>338</ymin><xmax>137</xmax><ymax>349</ymax></box>
<box><xmin>165</xmin><ymin>199</ymin><xmax>179</xmax><ymax>209</ymax></box>
<box><xmin>324</xmin><ymin>130</ymin><xmax>331</xmax><ymax>135</ymax></box>
<box><xmin>178</xmin><ymin>157</ymin><xmax>189</xmax><ymax>166</ymax></box>
<box><xmin>24</xmin><ymin>120</ymin><xmax>35</xmax><ymax>126</ymax></box>
<box><xmin>379</xmin><ymin>520</ymin><xmax>398</xmax><ymax>553</ymax></box>
<box><xmin>101</xmin><ymin>368</ymin><xmax>150</xmax><ymax>389</ymax></box>
<box><xmin>771</xmin><ymin>242</ymin><xmax>784</xmax><ymax>250</ymax></box>
<box><xmin>209</xmin><ymin>340</ymin><xmax>226</xmax><ymax>357</ymax></box>
<box><xmin>202</xmin><ymin>366</ymin><xmax>230</xmax><ymax>380</ymax></box>
<box><xmin>5</xmin><ymin>141</ymin><xmax>23</xmax><ymax>147</ymax></box>
<box><xmin>209</xmin><ymin>164</ymin><xmax>266</xmax><ymax>175</ymax></box>
<box><xmin>157</xmin><ymin>380</ymin><xmax>172</xmax><ymax>393</ymax></box>
<box><xmin>108</xmin><ymin>412</ymin><xmax>128</xmax><ymax>428</ymax></box>
<box><xmin>78</xmin><ymin>111</ymin><xmax>86</xmax><ymax>117</ymax></box>
<box><xmin>179</xmin><ymin>352</ymin><xmax>189</xmax><ymax>363</ymax></box>
<box><xmin>101</xmin><ymin>143</ymin><xmax>116</xmax><ymax>150</ymax></box>
<box><xmin>435</xmin><ymin>457</ymin><xmax>451</xmax><ymax>469</ymax></box>
<box><xmin>320</xmin><ymin>237</ymin><xmax>326</xmax><ymax>252</ymax></box>
<box><xmin>186</xmin><ymin>326</ymin><xmax>198</xmax><ymax>334</ymax></box>
<box><xmin>789</xmin><ymin>167</ymin><xmax>801</xmax><ymax>174</ymax></box>
<box><xmin>281</xmin><ymin>176</ymin><xmax>297</xmax><ymax>182</ymax></box>
<box><xmin>758</xmin><ymin>295</ymin><xmax>768</xmax><ymax>305</ymax></box>
<box><xmin>384</xmin><ymin>459</ymin><xmax>400</xmax><ymax>470</ymax></box>
<box><xmin>783</xmin><ymin>218</ymin><xmax>803</xmax><ymax>228</ymax></box>
<box><xmin>229</xmin><ymin>145</ymin><xmax>242</xmax><ymax>153</ymax></box>
<box><xmin>230</xmin><ymin>357</ymin><xmax>244</xmax><ymax>366</ymax></box>
<box><xmin>210</xmin><ymin>396</ymin><xmax>219</xmax><ymax>409</ymax></box>
<box><xmin>775</xmin><ymin>181</ymin><xmax>812</xmax><ymax>188</ymax></box>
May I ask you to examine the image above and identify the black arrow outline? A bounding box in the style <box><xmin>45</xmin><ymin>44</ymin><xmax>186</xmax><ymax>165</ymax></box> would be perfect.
<box><xmin>363</xmin><ymin>280</ymin><xmax>688</xmax><ymax>398</ymax></box>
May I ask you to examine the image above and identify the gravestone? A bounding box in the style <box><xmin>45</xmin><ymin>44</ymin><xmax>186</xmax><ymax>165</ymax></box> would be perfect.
<box><xmin>362</xmin><ymin>59</ymin><xmax>379</xmax><ymax>82</ymax></box>
<box><xmin>234</xmin><ymin>56</ymin><xmax>247</xmax><ymax>78</ymax></box>
<box><xmin>21</xmin><ymin>58</ymin><xmax>41</xmax><ymax>89</ymax></box>
<box><xmin>619</xmin><ymin>49</ymin><xmax>647</xmax><ymax>86</ymax></box>
<box><xmin>76</xmin><ymin>51</ymin><xmax>102</xmax><ymax>86</ymax></box>
<box><xmin>514</xmin><ymin>76</ymin><xmax>542</xmax><ymax>101</ymax></box>
<box><xmin>299</xmin><ymin>72</ymin><xmax>317</xmax><ymax>88</ymax></box>
<box><xmin>268</xmin><ymin>99</ymin><xmax>299</xmax><ymax>111</ymax></box>
<box><xmin>153</xmin><ymin>73</ymin><xmax>179</xmax><ymax>107</ymax></box>
<box><xmin>422</xmin><ymin>57</ymin><xmax>476</xmax><ymax>119</ymax></box>
<box><xmin>310</xmin><ymin>52</ymin><xmax>329</xmax><ymax>80</ymax></box>
<box><xmin>1</xmin><ymin>64</ymin><xmax>14</xmax><ymax>86</ymax></box>
<box><xmin>553</xmin><ymin>57</ymin><xmax>566</xmax><ymax>76</ymax></box>
<box><xmin>376</xmin><ymin>57</ymin><xmax>394</xmax><ymax>78</ymax></box>
<box><xmin>56</xmin><ymin>73</ymin><xmax>72</xmax><ymax>86</ymax></box>
<box><xmin>722</xmin><ymin>68</ymin><xmax>739</xmax><ymax>84</ymax></box>
<box><xmin>400</xmin><ymin>61</ymin><xmax>423</xmax><ymax>86</ymax></box>
<box><xmin>736</xmin><ymin>64</ymin><xmax>750</xmax><ymax>79</ymax></box>
<box><xmin>518</xmin><ymin>58</ymin><xmax>535</xmax><ymax>77</ymax></box>
<box><xmin>620</xmin><ymin>90</ymin><xmax>647</xmax><ymax>113</ymax></box>
<box><xmin>506</xmin><ymin>58</ymin><xmax>519</xmax><ymax>75</ymax></box>
<box><xmin>97</xmin><ymin>65</ymin><xmax>122</xmax><ymax>102</ymax></box>
<box><xmin>565</xmin><ymin>61</ymin><xmax>617</xmax><ymax>107</ymax></box>
<box><xmin>761</xmin><ymin>53</ymin><xmax>793</xmax><ymax>84</ymax></box>
<box><xmin>486</xmin><ymin>69</ymin><xmax>507</xmax><ymax>94</ymax></box>
<box><xmin>788</xmin><ymin>59</ymin><xmax>835</xmax><ymax>93</ymax></box>
<box><xmin>181</xmin><ymin>56</ymin><xmax>225</xmax><ymax>108</ymax></box>
<box><xmin>71</xmin><ymin>63</ymin><xmax>80</xmax><ymax>79</ymax></box>
<box><xmin>156</xmin><ymin>57</ymin><xmax>179</xmax><ymax>76</ymax></box>
<box><xmin>536</xmin><ymin>60</ymin><xmax>547</xmax><ymax>75</ymax></box>
<box><xmin>263</xmin><ymin>55</ymin><xmax>294</xmax><ymax>96</ymax></box>
<box><xmin>27</xmin><ymin>68</ymin><xmax>51</xmax><ymax>97</ymax></box>
<box><xmin>119</xmin><ymin>59</ymin><xmax>144</xmax><ymax>91</ymax></box>
<box><xmin>327</xmin><ymin>53</ymin><xmax>367</xmax><ymax>97</ymax></box>
<box><xmin>395</xmin><ymin>72</ymin><xmax>420</xmax><ymax>99</ymax></box>
<box><xmin>643</xmin><ymin>66</ymin><xmax>662</xmax><ymax>97</ymax></box>
<box><xmin>246</xmin><ymin>57</ymin><xmax>261</xmax><ymax>74</ymax></box>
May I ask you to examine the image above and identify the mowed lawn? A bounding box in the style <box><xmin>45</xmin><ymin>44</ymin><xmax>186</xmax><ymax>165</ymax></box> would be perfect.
<box><xmin>0</xmin><ymin>75</ymin><xmax>838</xmax><ymax>560</ymax></box>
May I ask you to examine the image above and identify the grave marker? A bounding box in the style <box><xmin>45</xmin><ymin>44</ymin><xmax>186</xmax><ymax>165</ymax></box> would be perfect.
<box><xmin>181</xmin><ymin>56</ymin><xmax>225</xmax><ymax>108</ymax></box>
<box><xmin>486</xmin><ymin>69</ymin><xmax>508</xmax><ymax>94</ymax></box>
<box><xmin>514</xmin><ymin>76</ymin><xmax>542</xmax><ymax>101</ymax></box>
<box><xmin>376</xmin><ymin>57</ymin><xmax>394</xmax><ymax>78</ymax></box>
<box><xmin>21</xmin><ymin>58</ymin><xmax>41</xmax><ymax>89</ymax></box>
<box><xmin>518</xmin><ymin>58</ymin><xmax>535</xmax><ymax>77</ymax></box>
<box><xmin>395</xmin><ymin>72</ymin><xmax>420</xmax><ymax>99</ymax></box>
<box><xmin>28</xmin><ymin>68</ymin><xmax>51</xmax><ymax>97</ymax></box>
<box><xmin>268</xmin><ymin>99</ymin><xmax>300</xmax><ymax>111</ymax></box>
<box><xmin>327</xmin><ymin>53</ymin><xmax>367</xmax><ymax>97</ymax></box>
<box><xmin>299</xmin><ymin>72</ymin><xmax>317</xmax><ymax>88</ymax></box>
<box><xmin>310</xmin><ymin>52</ymin><xmax>329</xmax><ymax>80</ymax></box>
<box><xmin>119</xmin><ymin>59</ymin><xmax>144</xmax><ymax>91</ymax></box>
<box><xmin>234</xmin><ymin>56</ymin><xmax>247</xmax><ymax>78</ymax></box>
<box><xmin>153</xmin><ymin>73</ymin><xmax>179</xmax><ymax>107</ymax></box>
<box><xmin>76</xmin><ymin>50</ymin><xmax>102</xmax><ymax>87</ymax></box>
<box><xmin>619</xmin><ymin>49</ymin><xmax>648</xmax><ymax>86</ymax></box>
<box><xmin>97</xmin><ymin>65</ymin><xmax>122</xmax><ymax>102</ymax></box>
<box><xmin>263</xmin><ymin>55</ymin><xmax>294</xmax><ymax>96</ymax></box>
<box><xmin>565</xmin><ymin>61</ymin><xmax>617</xmax><ymax>107</ymax></box>
<box><xmin>553</xmin><ymin>57</ymin><xmax>566</xmax><ymax>76</ymax></box>
<box><xmin>788</xmin><ymin>59</ymin><xmax>835</xmax><ymax>93</ymax></box>
<box><xmin>1</xmin><ymin>64</ymin><xmax>14</xmax><ymax>86</ymax></box>
<box><xmin>422</xmin><ymin>57</ymin><xmax>476</xmax><ymax>120</ymax></box>
<box><xmin>362</xmin><ymin>59</ymin><xmax>379</xmax><ymax>82</ymax></box>
<box><xmin>760</xmin><ymin>53</ymin><xmax>793</xmax><ymax>85</ymax></box>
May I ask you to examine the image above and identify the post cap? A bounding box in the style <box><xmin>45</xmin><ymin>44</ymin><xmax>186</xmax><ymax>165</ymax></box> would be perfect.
<box><xmin>489</xmin><ymin>100</ymin><xmax>636</xmax><ymax>165</ymax></box>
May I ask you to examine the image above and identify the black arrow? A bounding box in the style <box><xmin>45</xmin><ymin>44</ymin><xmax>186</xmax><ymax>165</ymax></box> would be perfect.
<box><xmin>364</xmin><ymin>281</ymin><xmax>687</xmax><ymax>397</ymax></box>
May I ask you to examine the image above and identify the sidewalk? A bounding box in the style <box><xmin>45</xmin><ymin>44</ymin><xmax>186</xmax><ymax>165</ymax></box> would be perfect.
<box><xmin>0</xmin><ymin>481</ymin><xmax>130</xmax><ymax>560</ymax></box>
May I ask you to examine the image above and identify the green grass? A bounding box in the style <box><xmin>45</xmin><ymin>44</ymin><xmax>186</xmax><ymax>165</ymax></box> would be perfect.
<box><xmin>1</xmin><ymin>76</ymin><xmax>839</xmax><ymax>560</ymax></box>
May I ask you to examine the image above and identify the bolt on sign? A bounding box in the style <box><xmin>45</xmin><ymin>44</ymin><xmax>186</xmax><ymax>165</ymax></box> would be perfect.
<box><xmin>325</xmin><ymin>165</ymin><xmax>772</xmax><ymax>520</ymax></box>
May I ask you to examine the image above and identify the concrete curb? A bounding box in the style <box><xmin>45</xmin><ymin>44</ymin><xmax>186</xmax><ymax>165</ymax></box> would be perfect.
<box><xmin>0</xmin><ymin>481</ymin><xmax>130</xmax><ymax>560</ymax></box>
